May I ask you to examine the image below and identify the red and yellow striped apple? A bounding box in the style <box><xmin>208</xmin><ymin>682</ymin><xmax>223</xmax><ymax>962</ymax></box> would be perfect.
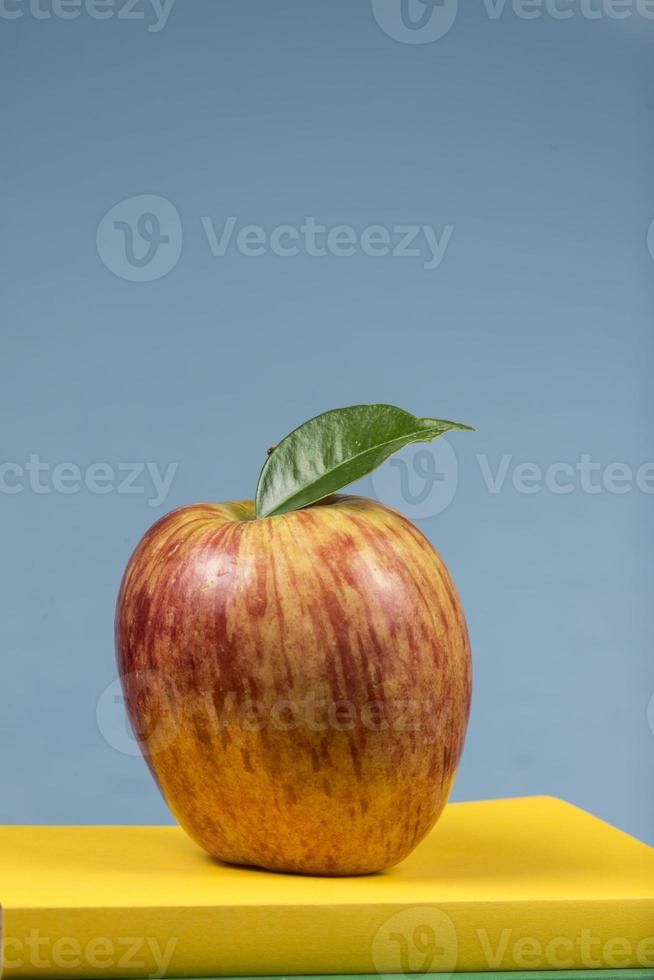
<box><xmin>115</xmin><ymin>493</ymin><xmax>471</xmax><ymax>875</ymax></box>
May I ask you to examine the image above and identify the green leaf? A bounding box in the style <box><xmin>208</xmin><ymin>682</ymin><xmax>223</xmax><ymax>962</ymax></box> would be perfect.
<box><xmin>255</xmin><ymin>404</ymin><xmax>474</xmax><ymax>519</ymax></box>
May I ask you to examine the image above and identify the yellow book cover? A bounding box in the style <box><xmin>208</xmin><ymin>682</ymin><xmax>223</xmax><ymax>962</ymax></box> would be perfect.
<box><xmin>1</xmin><ymin>796</ymin><xmax>653</xmax><ymax>978</ymax></box>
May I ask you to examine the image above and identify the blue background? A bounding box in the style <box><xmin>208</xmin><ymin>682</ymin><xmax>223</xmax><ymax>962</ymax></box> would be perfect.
<box><xmin>1</xmin><ymin>1</ymin><xmax>653</xmax><ymax>845</ymax></box>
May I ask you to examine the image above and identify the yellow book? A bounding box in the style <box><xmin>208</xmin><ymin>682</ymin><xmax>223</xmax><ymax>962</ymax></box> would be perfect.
<box><xmin>1</xmin><ymin>796</ymin><xmax>653</xmax><ymax>978</ymax></box>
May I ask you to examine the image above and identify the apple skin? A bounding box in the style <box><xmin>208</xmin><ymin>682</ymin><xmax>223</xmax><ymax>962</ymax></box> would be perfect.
<box><xmin>115</xmin><ymin>494</ymin><xmax>471</xmax><ymax>875</ymax></box>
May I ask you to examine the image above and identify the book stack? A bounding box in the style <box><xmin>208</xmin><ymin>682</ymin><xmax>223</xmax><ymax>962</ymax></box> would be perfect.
<box><xmin>1</xmin><ymin>795</ymin><xmax>653</xmax><ymax>979</ymax></box>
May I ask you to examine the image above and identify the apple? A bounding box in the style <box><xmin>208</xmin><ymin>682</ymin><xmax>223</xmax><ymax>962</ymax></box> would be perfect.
<box><xmin>115</xmin><ymin>492</ymin><xmax>471</xmax><ymax>875</ymax></box>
